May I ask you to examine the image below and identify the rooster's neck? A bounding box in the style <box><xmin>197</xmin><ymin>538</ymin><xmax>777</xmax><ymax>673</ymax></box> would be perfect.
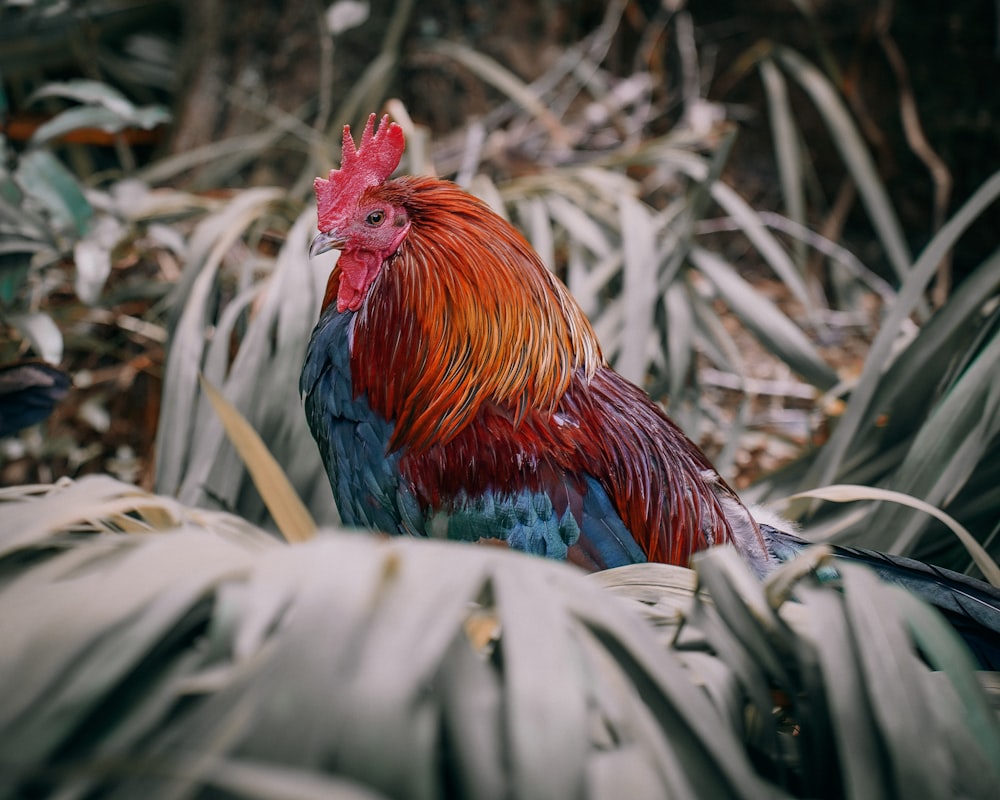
<box><xmin>345</xmin><ymin>178</ymin><xmax>604</xmax><ymax>454</ymax></box>
<box><xmin>321</xmin><ymin>267</ymin><xmax>341</xmax><ymax>312</ymax></box>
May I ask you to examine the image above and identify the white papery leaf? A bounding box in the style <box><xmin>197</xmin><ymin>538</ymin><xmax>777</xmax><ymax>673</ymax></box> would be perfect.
<box><xmin>326</xmin><ymin>0</ymin><xmax>369</xmax><ymax>35</ymax></box>
<box><xmin>9</xmin><ymin>312</ymin><xmax>63</xmax><ymax>365</ymax></box>
<box><xmin>72</xmin><ymin>214</ymin><xmax>124</xmax><ymax>304</ymax></box>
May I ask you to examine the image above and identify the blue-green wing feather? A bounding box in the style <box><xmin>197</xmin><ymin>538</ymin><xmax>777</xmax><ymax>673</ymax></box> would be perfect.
<box><xmin>302</xmin><ymin>307</ymin><xmax>647</xmax><ymax>568</ymax></box>
<box><xmin>301</xmin><ymin>310</ymin><xmax>405</xmax><ymax>532</ymax></box>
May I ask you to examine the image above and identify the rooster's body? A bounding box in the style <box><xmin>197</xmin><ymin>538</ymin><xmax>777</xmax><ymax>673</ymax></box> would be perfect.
<box><xmin>302</xmin><ymin>115</ymin><xmax>1000</xmax><ymax>666</ymax></box>
<box><xmin>300</xmin><ymin>117</ymin><xmax>768</xmax><ymax>574</ymax></box>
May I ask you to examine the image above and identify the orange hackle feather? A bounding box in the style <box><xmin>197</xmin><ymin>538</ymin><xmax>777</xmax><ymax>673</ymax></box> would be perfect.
<box><xmin>331</xmin><ymin>177</ymin><xmax>602</xmax><ymax>453</ymax></box>
<box><xmin>320</xmin><ymin>176</ymin><xmax>759</xmax><ymax>567</ymax></box>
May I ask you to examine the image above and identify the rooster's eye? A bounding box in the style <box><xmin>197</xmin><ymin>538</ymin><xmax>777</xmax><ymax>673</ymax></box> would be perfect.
<box><xmin>365</xmin><ymin>210</ymin><xmax>386</xmax><ymax>226</ymax></box>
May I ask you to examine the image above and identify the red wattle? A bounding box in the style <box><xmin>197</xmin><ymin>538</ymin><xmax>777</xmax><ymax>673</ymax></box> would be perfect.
<box><xmin>336</xmin><ymin>252</ymin><xmax>382</xmax><ymax>312</ymax></box>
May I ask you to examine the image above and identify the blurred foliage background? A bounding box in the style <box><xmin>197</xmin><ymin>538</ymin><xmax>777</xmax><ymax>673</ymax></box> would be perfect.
<box><xmin>1</xmin><ymin>0</ymin><xmax>999</xmax><ymax>574</ymax></box>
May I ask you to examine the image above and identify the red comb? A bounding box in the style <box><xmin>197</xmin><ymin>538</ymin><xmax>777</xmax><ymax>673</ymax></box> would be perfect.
<box><xmin>314</xmin><ymin>113</ymin><xmax>405</xmax><ymax>230</ymax></box>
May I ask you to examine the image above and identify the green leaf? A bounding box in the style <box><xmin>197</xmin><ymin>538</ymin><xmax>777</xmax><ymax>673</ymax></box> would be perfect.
<box><xmin>205</xmin><ymin>758</ymin><xmax>391</xmax><ymax>800</ymax></box>
<box><xmin>664</xmin><ymin>283</ymin><xmax>695</xmax><ymax>399</ymax></box>
<box><xmin>786</xmin><ymin>485</ymin><xmax>1000</xmax><ymax>587</ymax></box>
<box><xmin>199</xmin><ymin>373</ymin><xmax>317</xmax><ymax>544</ymax></box>
<box><xmin>894</xmin><ymin>591</ymin><xmax>1000</xmax><ymax>774</ymax></box>
<box><xmin>31</xmin><ymin>106</ymin><xmax>124</xmax><ymax>145</ymax></box>
<box><xmin>29</xmin><ymin>78</ymin><xmax>136</xmax><ymax>116</ymax></box>
<box><xmin>154</xmin><ymin>188</ymin><xmax>284</xmax><ymax>497</ymax></box>
<box><xmin>874</xmin><ymin>327</ymin><xmax>1000</xmax><ymax>558</ymax></box>
<box><xmin>0</xmin><ymin>253</ymin><xmax>31</xmax><ymax>306</ymax></box>
<box><xmin>30</xmin><ymin>104</ymin><xmax>171</xmax><ymax>146</ymax></box>
<box><xmin>758</xmin><ymin>58</ymin><xmax>807</xmax><ymax>269</ymax></box>
<box><xmin>868</xmin><ymin>247</ymin><xmax>1000</xmax><ymax>438</ymax></box>
<box><xmin>709</xmin><ymin>180</ymin><xmax>817</xmax><ymax>315</ymax></box>
<box><xmin>792</xmin><ymin>581</ymin><xmax>889</xmax><ymax>797</ymax></box>
<box><xmin>545</xmin><ymin>193</ymin><xmax>614</xmax><ymax>259</ymax></box>
<box><xmin>690</xmin><ymin>246</ymin><xmax>837</xmax><ymax>390</ymax></box>
<box><xmin>805</xmin><ymin>170</ymin><xmax>1000</xmax><ymax>491</ymax></box>
<box><xmin>15</xmin><ymin>150</ymin><xmax>92</xmax><ymax>237</ymax></box>
<box><xmin>775</xmin><ymin>46</ymin><xmax>914</xmax><ymax>283</ymax></box>
<box><xmin>9</xmin><ymin>312</ymin><xmax>63</xmax><ymax>364</ymax></box>
<box><xmin>617</xmin><ymin>194</ymin><xmax>658</xmax><ymax>383</ymax></box>
<box><xmin>3</xmin><ymin>484</ymin><xmax>998</xmax><ymax>798</ymax></box>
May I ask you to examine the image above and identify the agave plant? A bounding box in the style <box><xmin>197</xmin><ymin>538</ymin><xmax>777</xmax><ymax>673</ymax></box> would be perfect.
<box><xmin>1</xmin><ymin>476</ymin><xmax>997</xmax><ymax>799</ymax></box>
<box><xmin>0</xmin><ymin>78</ymin><xmax>173</xmax><ymax>363</ymax></box>
<box><xmin>725</xmin><ymin>43</ymin><xmax>1000</xmax><ymax>573</ymax></box>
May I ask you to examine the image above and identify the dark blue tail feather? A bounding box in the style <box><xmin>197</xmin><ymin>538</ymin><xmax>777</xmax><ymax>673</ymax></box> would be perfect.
<box><xmin>761</xmin><ymin>524</ymin><xmax>1000</xmax><ymax>670</ymax></box>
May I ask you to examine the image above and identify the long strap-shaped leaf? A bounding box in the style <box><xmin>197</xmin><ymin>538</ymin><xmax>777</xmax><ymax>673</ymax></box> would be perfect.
<box><xmin>199</xmin><ymin>373</ymin><xmax>316</xmax><ymax>543</ymax></box>
<box><xmin>784</xmin><ymin>484</ymin><xmax>1000</xmax><ymax>587</ymax></box>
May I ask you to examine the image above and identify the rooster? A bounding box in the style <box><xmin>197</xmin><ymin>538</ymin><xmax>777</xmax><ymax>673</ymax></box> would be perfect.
<box><xmin>301</xmin><ymin>115</ymin><xmax>1000</xmax><ymax>664</ymax></box>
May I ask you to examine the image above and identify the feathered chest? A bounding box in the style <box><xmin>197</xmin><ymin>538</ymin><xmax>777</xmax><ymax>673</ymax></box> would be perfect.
<box><xmin>301</xmin><ymin>305</ymin><xmax>364</xmax><ymax>422</ymax></box>
<box><xmin>300</xmin><ymin>305</ymin><xmax>408</xmax><ymax>532</ymax></box>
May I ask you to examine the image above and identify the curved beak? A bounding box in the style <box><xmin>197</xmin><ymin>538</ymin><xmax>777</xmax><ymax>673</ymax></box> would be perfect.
<box><xmin>310</xmin><ymin>230</ymin><xmax>346</xmax><ymax>257</ymax></box>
